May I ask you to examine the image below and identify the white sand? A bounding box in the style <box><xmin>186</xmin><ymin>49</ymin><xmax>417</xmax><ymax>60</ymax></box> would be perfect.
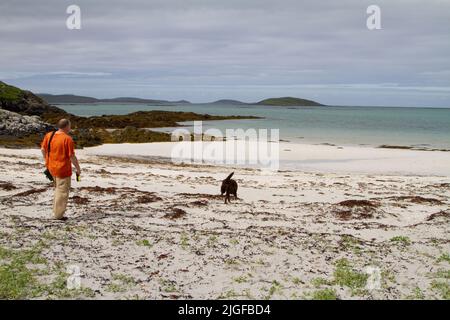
<box><xmin>0</xmin><ymin>146</ymin><xmax>449</xmax><ymax>300</ymax></box>
<box><xmin>85</xmin><ymin>142</ymin><xmax>450</xmax><ymax>176</ymax></box>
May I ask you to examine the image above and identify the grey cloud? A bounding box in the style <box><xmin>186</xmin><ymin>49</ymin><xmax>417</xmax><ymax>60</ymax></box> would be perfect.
<box><xmin>1</xmin><ymin>0</ymin><xmax>449</xmax><ymax>106</ymax></box>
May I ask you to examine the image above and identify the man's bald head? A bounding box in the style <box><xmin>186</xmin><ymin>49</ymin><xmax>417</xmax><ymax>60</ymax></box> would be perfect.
<box><xmin>57</xmin><ymin>119</ymin><xmax>71</xmax><ymax>132</ymax></box>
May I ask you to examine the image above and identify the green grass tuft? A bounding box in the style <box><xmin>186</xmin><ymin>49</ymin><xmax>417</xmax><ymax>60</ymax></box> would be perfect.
<box><xmin>311</xmin><ymin>288</ymin><xmax>338</xmax><ymax>300</ymax></box>
<box><xmin>437</xmin><ymin>253</ymin><xmax>450</xmax><ymax>263</ymax></box>
<box><xmin>333</xmin><ymin>258</ymin><xmax>368</xmax><ymax>294</ymax></box>
<box><xmin>0</xmin><ymin>244</ymin><xmax>93</xmax><ymax>299</ymax></box>
<box><xmin>311</xmin><ymin>277</ymin><xmax>334</xmax><ymax>288</ymax></box>
<box><xmin>136</xmin><ymin>239</ymin><xmax>152</xmax><ymax>247</ymax></box>
<box><xmin>0</xmin><ymin>82</ymin><xmax>23</xmax><ymax>102</ymax></box>
<box><xmin>390</xmin><ymin>236</ymin><xmax>411</xmax><ymax>246</ymax></box>
<box><xmin>430</xmin><ymin>280</ymin><xmax>450</xmax><ymax>300</ymax></box>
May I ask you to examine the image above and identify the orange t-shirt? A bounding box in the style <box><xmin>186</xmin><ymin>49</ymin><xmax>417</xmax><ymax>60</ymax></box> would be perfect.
<box><xmin>41</xmin><ymin>131</ymin><xmax>75</xmax><ymax>178</ymax></box>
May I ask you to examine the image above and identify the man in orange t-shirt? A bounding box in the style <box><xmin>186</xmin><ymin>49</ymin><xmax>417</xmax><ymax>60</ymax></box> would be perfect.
<box><xmin>41</xmin><ymin>119</ymin><xmax>81</xmax><ymax>220</ymax></box>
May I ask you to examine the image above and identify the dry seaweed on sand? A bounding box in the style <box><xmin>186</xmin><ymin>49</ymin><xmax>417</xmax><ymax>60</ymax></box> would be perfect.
<box><xmin>70</xmin><ymin>195</ymin><xmax>90</xmax><ymax>205</ymax></box>
<box><xmin>337</xmin><ymin>200</ymin><xmax>379</xmax><ymax>208</ymax></box>
<box><xmin>0</xmin><ymin>181</ymin><xmax>16</xmax><ymax>191</ymax></box>
<box><xmin>163</xmin><ymin>207</ymin><xmax>187</xmax><ymax>220</ymax></box>
<box><xmin>426</xmin><ymin>210</ymin><xmax>449</xmax><ymax>221</ymax></box>
<box><xmin>177</xmin><ymin>193</ymin><xmax>224</xmax><ymax>200</ymax></box>
<box><xmin>11</xmin><ymin>187</ymin><xmax>49</xmax><ymax>197</ymax></box>
<box><xmin>136</xmin><ymin>194</ymin><xmax>162</xmax><ymax>204</ymax></box>
<box><xmin>333</xmin><ymin>199</ymin><xmax>380</xmax><ymax>220</ymax></box>
<box><xmin>388</xmin><ymin>196</ymin><xmax>444</xmax><ymax>205</ymax></box>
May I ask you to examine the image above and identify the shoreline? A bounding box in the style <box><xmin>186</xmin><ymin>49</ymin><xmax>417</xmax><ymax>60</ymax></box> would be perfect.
<box><xmin>2</xmin><ymin>139</ymin><xmax>450</xmax><ymax>177</ymax></box>
<box><xmin>82</xmin><ymin>141</ymin><xmax>450</xmax><ymax>177</ymax></box>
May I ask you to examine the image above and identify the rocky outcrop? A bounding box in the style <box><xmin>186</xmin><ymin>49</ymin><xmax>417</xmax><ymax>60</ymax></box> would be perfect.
<box><xmin>1</xmin><ymin>91</ymin><xmax>65</xmax><ymax>117</ymax></box>
<box><xmin>0</xmin><ymin>81</ymin><xmax>68</xmax><ymax>119</ymax></box>
<box><xmin>0</xmin><ymin>109</ymin><xmax>53</xmax><ymax>137</ymax></box>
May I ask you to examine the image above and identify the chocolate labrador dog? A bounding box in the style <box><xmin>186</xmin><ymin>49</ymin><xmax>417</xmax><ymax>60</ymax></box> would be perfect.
<box><xmin>221</xmin><ymin>172</ymin><xmax>238</xmax><ymax>204</ymax></box>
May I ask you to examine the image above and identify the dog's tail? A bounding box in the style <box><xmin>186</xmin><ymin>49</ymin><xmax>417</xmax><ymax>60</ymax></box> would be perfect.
<box><xmin>225</xmin><ymin>172</ymin><xmax>234</xmax><ymax>181</ymax></box>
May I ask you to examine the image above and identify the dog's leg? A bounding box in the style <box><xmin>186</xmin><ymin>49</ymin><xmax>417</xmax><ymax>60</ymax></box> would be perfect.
<box><xmin>225</xmin><ymin>191</ymin><xmax>230</xmax><ymax>204</ymax></box>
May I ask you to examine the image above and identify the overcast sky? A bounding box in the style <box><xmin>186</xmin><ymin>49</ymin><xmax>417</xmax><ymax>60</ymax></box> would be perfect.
<box><xmin>1</xmin><ymin>0</ymin><xmax>450</xmax><ymax>106</ymax></box>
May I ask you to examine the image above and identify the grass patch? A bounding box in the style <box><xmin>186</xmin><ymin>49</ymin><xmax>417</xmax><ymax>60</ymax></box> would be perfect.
<box><xmin>0</xmin><ymin>81</ymin><xmax>23</xmax><ymax>102</ymax></box>
<box><xmin>264</xmin><ymin>280</ymin><xmax>283</xmax><ymax>300</ymax></box>
<box><xmin>311</xmin><ymin>288</ymin><xmax>338</xmax><ymax>300</ymax></box>
<box><xmin>206</xmin><ymin>235</ymin><xmax>218</xmax><ymax>247</ymax></box>
<box><xmin>136</xmin><ymin>239</ymin><xmax>152</xmax><ymax>247</ymax></box>
<box><xmin>437</xmin><ymin>253</ymin><xmax>450</xmax><ymax>264</ymax></box>
<box><xmin>431</xmin><ymin>269</ymin><xmax>450</xmax><ymax>280</ymax></box>
<box><xmin>406</xmin><ymin>287</ymin><xmax>425</xmax><ymax>300</ymax></box>
<box><xmin>307</xmin><ymin>259</ymin><xmax>371</xmax><ymax>296</ymax></box>
<box><xmin>340</xmin><ymin>235</ymin><xmax>362</xmax><ymax>254</ymax></box>
<box><xmin>218</xmin><ymin>289</ymin><xmax>239</xmax><ymax>299</ymax></box>
<box><xmin>390</xmin><ymin>236</ymin><xmax>411</xmax><ymax>246</ymax></box>
<box><xmin>159</xmin><ymin>279</ymin><xmax>177</xmax><ymax>293</ymax></box>
<box><xmin>46</xmin><ymin>268</ymin><xmax>95</xmax><ymax>298</ymax></box>
<box><xmin>107</xmin><ymin>273</ymin><xmax>136</xmax><ymax>293</ymax></box>
<box><xmin>232</xmin><ymin>275</ymin><xmax>248</xmax><ymax>284</ymax></box>
<box><xmin>0</xmin><ymin>244</ymin><xmax>93</xmax><ymax>299</ymax></box>
<box><xmin>333</xmin><ymin>258</ymin><xmax>368</xmax><ymax>295</ymax></box>
<box><xmin>430</xmin><ymin>280</ymin><xmax>450</xmax><ymax>300</ymax></box>
<box><xmin>224</xmin><ymin>258</ymin><xmax>239</xmax><ymax>266</ymax></box>
<box><xmin>112</xmin><ymin>273</ymin><xmax>136</xmax><ymax>285</ymax></box>
<box><xmin>180</xmin><ymin>233</ymin><xmax>189</xmax><ymax>250</ymax></box>
<box><xmin>381</xmin><ymin>269</ymin><xmax>396</xmax><ymax>288</ymax></box>
<box><xmin>0</xmin><ymin>258</ymin><xmax>40</xmax><ymax>299</ymax></box>
<box><xmin>311</xmin><ymin>277</ymin><xmax>334</xmax><ymax>288</ymax></box>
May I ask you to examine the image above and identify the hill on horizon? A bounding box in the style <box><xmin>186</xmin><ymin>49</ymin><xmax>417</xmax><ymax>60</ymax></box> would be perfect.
<box><xmin>209</xmin><ymin>99</ymin><xmax>249</xmax><ymax>105</ymax></box>
<box><xmin>37</xmin><ymin>93</ymin><xmax>191</xmax><ymax>105</ymax></box>
<box><xmin>38</xmin><ymin>93</ymin><xmax>324</xmax><ymax>107</ymax></box>
<box><xmin>256</xmin><ymin>97</ymin><xmax>324</xmax><ymax>106</ymax></box>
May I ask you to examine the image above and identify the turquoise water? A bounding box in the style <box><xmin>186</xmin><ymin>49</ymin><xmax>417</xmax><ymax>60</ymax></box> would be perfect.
<box><xmin>58</xmin><ymin>104</ymin><xmax>450</xmax><ymax>149</ymax></box>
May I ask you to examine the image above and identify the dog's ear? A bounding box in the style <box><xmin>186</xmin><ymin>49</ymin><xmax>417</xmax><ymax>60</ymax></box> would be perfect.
<box><xmin>225</xmin><ymin>172</ymin><xmax>234</xmax><ymax>181</ymax></box>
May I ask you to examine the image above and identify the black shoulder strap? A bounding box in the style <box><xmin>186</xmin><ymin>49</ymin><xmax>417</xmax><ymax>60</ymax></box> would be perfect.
<box><xmin>47</xmin><ymin>130</ymin><xmax>57</xmax><ymax>159</ymax></box>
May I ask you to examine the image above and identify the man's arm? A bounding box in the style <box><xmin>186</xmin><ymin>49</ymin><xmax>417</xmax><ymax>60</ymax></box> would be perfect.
<box><xmin>41</xmin><ymin>134</ymin><xmax>48</xmax><ymax>164</ymax></box>
<box><xmin>70</xmin><ymin>155</ymin><xmax>81</xmax><ymax>176</ymax></box>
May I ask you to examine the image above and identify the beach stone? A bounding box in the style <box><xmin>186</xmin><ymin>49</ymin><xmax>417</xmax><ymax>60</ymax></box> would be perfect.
<box><xmin>0</xmin><ymin>108</ymin><xmax>53</xmax><ymax>136</ymax></box>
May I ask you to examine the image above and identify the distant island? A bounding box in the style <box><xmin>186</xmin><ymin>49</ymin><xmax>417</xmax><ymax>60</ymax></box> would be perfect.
<box><xmin>255</xmin><ymin>97</ymin><xmax>324</xmax><ymax>106</ymax></box>
<box><xmin>210</xmin><ymin>99</ymin><xmax>248</xmax><ymax>105</ymax></box>
<box><xmin>37</xmin><ymin>94</ymin><xmax>191</xmax><ymax>105</ymax></box>
<box><xmin>38</xmin><ymin>93</ymin><xmax>325</xmax><ymax>107</ymax></box>
<box><xmin>210</xmin><ymin>97</ymin><xmax>324</xmax><ymax>106</ymax></box>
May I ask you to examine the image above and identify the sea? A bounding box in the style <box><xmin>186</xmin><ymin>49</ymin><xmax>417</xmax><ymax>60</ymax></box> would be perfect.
<box><xmin>58</xmin><ymin>104</ymin><xmax>450</xmax><ymax>150</ymax></box>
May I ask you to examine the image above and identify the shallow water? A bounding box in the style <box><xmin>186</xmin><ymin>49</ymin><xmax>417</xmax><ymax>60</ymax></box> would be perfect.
<box><xmin>59</xmin><ymin>103</ymin><xmax>450</xmax><ymax>149</ymax></box>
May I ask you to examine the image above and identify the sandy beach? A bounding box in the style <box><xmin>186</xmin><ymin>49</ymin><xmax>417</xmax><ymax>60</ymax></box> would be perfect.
<box><xmin>85</xmin><ymin>141</ymin><xmax>450</xmax><ymax>176</ymax></box>
<box><xmin>0</xmin><ymin>143</ymin><xmax>448</xmax><ymax>300</ymax></box>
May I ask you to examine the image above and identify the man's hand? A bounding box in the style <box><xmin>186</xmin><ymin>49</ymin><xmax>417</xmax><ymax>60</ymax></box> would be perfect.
<box><xmin>70</xmin><ymin>155</ymin><xmax>81</xmax><ymax>177</ymax></box>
